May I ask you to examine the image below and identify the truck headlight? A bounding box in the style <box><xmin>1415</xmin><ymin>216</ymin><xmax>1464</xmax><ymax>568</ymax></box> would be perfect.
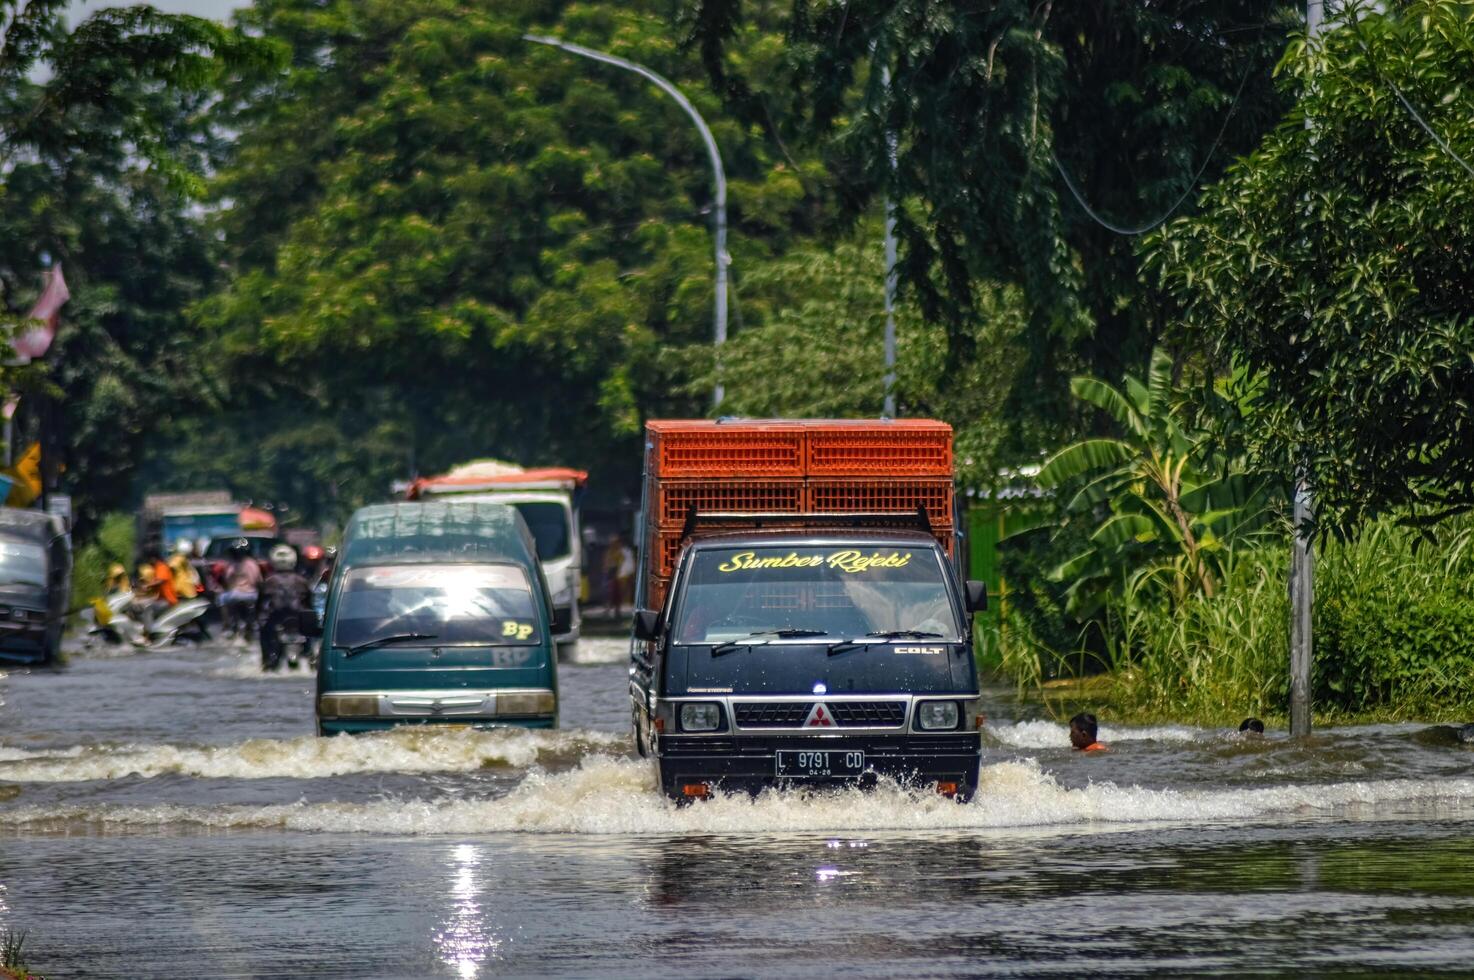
<box><xmin>319</xmin><ymin>694</ymin><xmax>379</xmax><ymax>718</ymax></box>
<box><xmin>916</xmin><ymin>701</ymin><xmax>960</xmax><ymax>731</ymax></box>
<box><xmin>679</xmin><ymin>702</ymin><xmax>722</xmax><ymax>732</ymax></box>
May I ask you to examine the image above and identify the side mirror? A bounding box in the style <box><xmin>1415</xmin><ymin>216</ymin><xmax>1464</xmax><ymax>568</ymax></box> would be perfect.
<box><xmin>550</xmin><ymin>607</ymin><xmax>572</xmax><ymax>635</ymax></box>
<box><xmin>965</xmin><ymin>580</ymin><xmax>988</xmax><ymax>613</ymax></box>
<box><xmin>632</xmin><ymin>608</ymin><xmax>661</xmax><ymax>642</ymax></box>
<box><xmin>301</xmin><ymin>612</ymin><xmax>323</xmax><ymax>638</ymax></box>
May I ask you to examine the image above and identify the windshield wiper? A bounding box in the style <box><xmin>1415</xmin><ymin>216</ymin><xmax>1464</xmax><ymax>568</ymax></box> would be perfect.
<box><xmin>864</xmin><ymin>629</ymin><xmax>944</xmax><ymax>639</ymax></box>
<box><xmin>829</xmin><ymin>629</ymin><xmax>946</xmax><ymax>656</ymax></box>
<box><xmin>711</xmin><ymin>628</ymin><xmax>829</xmax><ymax>656</ymax></box>
<box><xmin>344</xmin><ymin>632</ymin><xmax>439</xmax><ymax>657</ymax></box>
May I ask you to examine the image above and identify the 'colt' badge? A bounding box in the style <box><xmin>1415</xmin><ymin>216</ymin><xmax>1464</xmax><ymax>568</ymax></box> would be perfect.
<box><xmin>803</xmin><ymin>703</ymin><xmax>835</xmax><ymax>728</ymax></box>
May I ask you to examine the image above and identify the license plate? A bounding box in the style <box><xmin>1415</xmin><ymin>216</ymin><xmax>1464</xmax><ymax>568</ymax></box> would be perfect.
<box><xmin>775</xmin><ymin>749</ymin><xmax>865</xmax><ymax>778</ymax></box>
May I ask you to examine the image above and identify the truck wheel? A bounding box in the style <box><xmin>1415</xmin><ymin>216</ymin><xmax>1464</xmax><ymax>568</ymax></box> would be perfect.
<box><xmin>632</xmin><ymin>710</ymin><xmax>648</xmax><ymax>757</ymax></box>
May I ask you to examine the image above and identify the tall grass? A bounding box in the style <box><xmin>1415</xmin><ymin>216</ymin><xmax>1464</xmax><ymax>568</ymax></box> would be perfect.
<box><xmin>992</xmin><ymin>517</ymin><xmax>1474</xmax><ymax>723</ymax></box>
<box><xmin>1108</xmin><ymin>547</ymin><xmax>1288</xmax><ymax>723</ymax></box>
<box><xmin>0</xmin><ymin>928</ymin><xmax>38</xmax><ymax>980</ymax></box>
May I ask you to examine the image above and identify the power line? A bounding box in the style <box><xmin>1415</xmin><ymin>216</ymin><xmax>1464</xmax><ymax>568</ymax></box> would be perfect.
<box><xmin>1052</xmin><ymin>57</ymin><xmax>1258</xmax><ymax>236</ymax></box>
<box><xmin>1387</xmin><ymin>83</ymin><xmax>1474</xmax><ymax>181</ymax></box>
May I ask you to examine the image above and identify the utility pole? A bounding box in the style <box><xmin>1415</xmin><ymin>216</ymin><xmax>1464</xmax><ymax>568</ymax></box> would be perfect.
<box><xmin>523</xmin><ymin>35</ymin><xmax>730</xmax><ymax>408</ymax></box>
<box><xmin>881</xmin><ymin>64</ymin><xmax>898</xmax><ymax>419</ymax></box>
<box><xmin>1290</xmin><ymin>0</ymin><xmax>1324</xmax><ymax>738</ymax></box>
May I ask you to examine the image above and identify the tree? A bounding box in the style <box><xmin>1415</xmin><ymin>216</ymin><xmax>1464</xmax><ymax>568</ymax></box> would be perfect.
<box><xmin>686</xmin><ymin>0</ymin><xmax>1300</xmax><ymax>460</ymax></box>
<box><xmin>1145</xmin><ymin>0</ymin><xmax>1474</xmax><ymax>532</ymax></box>
<box><xmin>0</xmin><ymin>3</ymin><xmax>272</xmax><ymax>530</ymax></box>
<box><xmin>694</xmin><ymin>223</ymin><xmax>1030</xmax><ymax>487</ymax></box>
<box><xmin>1035</xmin><ymin>348</ymin><xmax>1272</xmax><ymax>615</ymax></box>
<box><xmin>194</xmin><ymin>0</ymin><xmax>831</xmax><ymax>511</ymax></box>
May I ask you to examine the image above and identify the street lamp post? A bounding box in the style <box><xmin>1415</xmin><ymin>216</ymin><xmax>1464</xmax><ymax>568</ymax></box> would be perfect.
<box><xmin>523</xmin><ymin>34</ymin><xmax>730</xmax><ymax>408</ymax></box>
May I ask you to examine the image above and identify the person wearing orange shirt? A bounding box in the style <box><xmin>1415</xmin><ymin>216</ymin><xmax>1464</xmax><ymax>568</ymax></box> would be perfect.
<box><xmin>1070</xmin><ymin>712</ymin><xmax>1108</xmax><ymax>752</ymax></box>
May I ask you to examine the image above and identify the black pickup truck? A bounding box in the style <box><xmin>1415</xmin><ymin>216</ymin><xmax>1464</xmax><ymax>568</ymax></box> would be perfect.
<box><xmin>630</xmin><ymin>528</ymin><xmax>988</xmax><ymax>801</ymax></box>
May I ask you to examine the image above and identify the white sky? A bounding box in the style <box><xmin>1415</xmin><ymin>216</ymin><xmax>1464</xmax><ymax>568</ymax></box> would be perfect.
<box><xmin>70</xmin><ymin>0</ymin><xmax>241</xmax><ymax>20</ymax></box>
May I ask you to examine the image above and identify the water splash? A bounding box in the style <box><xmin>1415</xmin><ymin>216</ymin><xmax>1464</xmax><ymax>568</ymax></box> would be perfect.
<box><xmin>0</xmin><ymin>727</ymin><xmax>625</xmax><ymax>783</ymax></box>
<box><xmin>987</xmin><ymin>719</ymin><xmax>1204</xmax><ymax>749</ymax></box>
<box><xmin>4</xmin><ymin>758</ymin><xmax>1472</xmax><ymax>836</ymax></box>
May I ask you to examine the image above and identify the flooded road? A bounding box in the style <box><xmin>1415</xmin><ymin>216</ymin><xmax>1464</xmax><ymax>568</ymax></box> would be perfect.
<box><xmin>3</xmin><ymin>639</ymin><xmax>1474</xmax><ymax>977</ymax></box>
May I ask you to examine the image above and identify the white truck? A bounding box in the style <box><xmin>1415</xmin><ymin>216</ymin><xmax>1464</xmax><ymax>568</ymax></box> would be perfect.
<box><xmin>407</xmin><ymin>461</ymin><xmax>586</xmax><ymax>652</ymax></box>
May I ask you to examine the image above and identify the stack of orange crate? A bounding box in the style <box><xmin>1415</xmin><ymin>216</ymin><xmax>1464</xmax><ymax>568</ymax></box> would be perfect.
<box><xmin>642</xmin><ymin>420</ymin><xmax>954</xmax><ymax>609</ymax></box>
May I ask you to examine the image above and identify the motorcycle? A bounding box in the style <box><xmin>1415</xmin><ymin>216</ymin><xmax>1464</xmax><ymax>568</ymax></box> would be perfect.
<box><xmin>262</xmin><ymin>609</ymin><xmax>314</xmax><ymax>671</ymax></box>
<box><xmin>84</xmin><ymin>593</ymin><xmax>213</xmax><ymax>648</ymax></box>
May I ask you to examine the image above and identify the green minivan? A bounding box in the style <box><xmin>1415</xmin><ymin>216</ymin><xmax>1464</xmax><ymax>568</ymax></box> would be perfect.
<box><xmin>315</xmin><ymin>501</ymin><xmax>559</xmax><ymax>734</ymax></box>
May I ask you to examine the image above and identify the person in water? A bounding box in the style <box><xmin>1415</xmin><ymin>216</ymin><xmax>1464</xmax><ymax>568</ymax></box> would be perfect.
<box><xmin>1239</xmin><ymin>718</ymin><xmax>1266</xmax><ymax>735</ymax></box>
<box><xmin>1070</xmin><ymin>713</ymin><xmax>1107</xmax><ymax>752</ymax></box>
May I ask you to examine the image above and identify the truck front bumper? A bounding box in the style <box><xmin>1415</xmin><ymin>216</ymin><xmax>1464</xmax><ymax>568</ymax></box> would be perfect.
<box><xmin>655</xmin><ymin>732</ymin><xmax>981</xmax><ymax>801</ymax></box>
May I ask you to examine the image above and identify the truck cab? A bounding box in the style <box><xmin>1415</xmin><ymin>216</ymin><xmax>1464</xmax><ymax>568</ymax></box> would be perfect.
<box><xmin>631</xmin><ymin>529</ymin><xmax>986</xmax><ymax>799</ymax></box>
<box><xmin>629</xmin><ymin>418</ymin><xmax>983</xmax><ymax>800</ymax></box>
<box><xmin>407</xmin><ymin>464</ymin><xmax>585</xmax><ymax>651</ymax></box>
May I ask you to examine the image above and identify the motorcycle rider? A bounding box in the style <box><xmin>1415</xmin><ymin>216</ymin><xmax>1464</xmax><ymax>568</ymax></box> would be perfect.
<box><xmin>168</xmin><ymin>540</ymin><xmax>202</xmax><ymax>601</ymax></box>
<box><xmin>259</xmin><ymin>543</ymin><xmax>311</xmax><ymax>670</ymax></box>
<box><xmin>218</xmin><ymin>537</ymin><xmax>262</xmax><ymax>641</ymax></box>
<box><xmin>130</xmin><ymin>544</ymin><xmax>178</xmax><ymax>636</ymax></box>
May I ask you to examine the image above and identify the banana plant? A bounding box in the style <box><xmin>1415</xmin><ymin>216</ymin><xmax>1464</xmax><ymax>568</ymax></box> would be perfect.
<box><xmin>1036</xmin><ymin>347</ymin><xmax>1274</xmax><ymax>616</ymax></box>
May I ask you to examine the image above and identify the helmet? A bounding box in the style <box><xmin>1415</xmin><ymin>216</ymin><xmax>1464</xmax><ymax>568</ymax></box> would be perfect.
<box><xmin>228</xmin><ymin>537</ymin><xmax>252</xmax><ymax>558</ymax></box>
<box><xmin>302</xmin><ymin>544</ymin><xmax>324</xmax><ymax>562</ymax></box>
<box><xmin>269</xmin><ymin>543</ymin><xmax>298</xmax><ymax>572</ymax></box>
<box><xmin>175</xmin><ymin>539</ymin><xmax>195</xmax><ymax>557</ymax></box>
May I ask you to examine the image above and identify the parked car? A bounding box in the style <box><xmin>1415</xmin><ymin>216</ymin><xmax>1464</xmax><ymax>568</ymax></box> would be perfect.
<box><xmin>0</xmin><ymin>508</ymin><xmax>71</xmax><ymax>665</ymax></box>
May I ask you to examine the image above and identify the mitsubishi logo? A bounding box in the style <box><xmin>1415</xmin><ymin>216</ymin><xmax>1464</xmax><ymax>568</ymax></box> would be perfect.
<box><xmin>804</xmin><ymin>703</ymin><xmax>835</xmax><ymax>728</ymax></box>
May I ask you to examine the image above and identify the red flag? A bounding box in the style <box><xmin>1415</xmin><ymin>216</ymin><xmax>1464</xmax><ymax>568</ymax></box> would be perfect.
<box><xmin>13</xmin><ymin>264</ymin><xmax>69</xmax><ymax>361</ymax></box>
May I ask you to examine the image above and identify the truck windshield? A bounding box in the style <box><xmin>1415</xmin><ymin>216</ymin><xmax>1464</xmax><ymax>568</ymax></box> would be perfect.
<box><xmin>511</xmin><ymin>502</ymin><xmax>570</xmax><ymax>562</ymax></box>
<box><xmin>0</xmin><ymin>541</ymin><xmax>46</xmax><ymax>588</ymax></box>
<box><xmin>672</xmin><ymin>545</ymin><xmax>960</xmax><ymax>644</ymax></box>
<box><xmin>332</xmin><ymin>563</ymin><xmax>541</xmax><ymax>649</ymax></box>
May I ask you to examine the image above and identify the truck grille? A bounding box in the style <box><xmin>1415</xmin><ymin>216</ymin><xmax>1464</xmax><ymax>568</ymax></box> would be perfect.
<box><xmin>829</xmin><ymin>701</ymin><xmax>907</xmax><ymax>727</ymax></box>
<box><xmin>734</xmin><ymin>702</ymin><xmax>815</xmax><ymax>727</ymax></box>
<box><xmin>732</xmin><ymin>700</ymin><xmax>908</xmax><ymax>728</ymax></box>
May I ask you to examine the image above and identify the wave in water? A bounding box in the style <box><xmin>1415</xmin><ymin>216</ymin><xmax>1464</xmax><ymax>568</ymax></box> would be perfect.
<box><xmin>0</xmin><ymin>727</ymin><xmax>624</xmax><ymax>783</ymax></box>
<box><xmin>986</xmin><ymin>719</ymin><xmax>1204</xmax><ymax>749</ymax></box>
<box><xmin>3</xmin><ymin>758</ymin><xmax>1472</xmax><ymax>836</ymax></box>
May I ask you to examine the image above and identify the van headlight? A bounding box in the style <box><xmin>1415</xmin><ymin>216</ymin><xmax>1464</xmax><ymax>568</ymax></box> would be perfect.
<box><xmin>679</xmin><ymin>702</ymin><xmax>722</xmax><ymax>732</ymax></box>
<box><xmin>916</xmin><ymin>701</ymin><xmax>960</xmax><ymax>731</ymax></box>
<box><xmin>498</xmin><ymin>691</ymin><xmax>556</xmax><ymax>717</ymax></box>
<box><xmin>319</xmin><ymin>694</ymin><xmax>380</xmax><ymax>718</ymax></box>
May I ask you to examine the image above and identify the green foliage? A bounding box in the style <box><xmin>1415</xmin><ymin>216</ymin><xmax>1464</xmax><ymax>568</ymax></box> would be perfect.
<box><xmin>1145</xmin><ymin>0</ymin><xmax>1474</xmax><ymax>531</ymax></box>
<box><xmin>0</xmin><ymin>3</ymin><xmax>276</xmax><ymax>531</ymax></box>
<box><xmin>687</xmin><ymin>0</ymin><xmax>1299</xmax><ymax>465</ymax></box>
<box><xmin>693</xmin><ymin>223</ymin><xmax>1030</xmax><ymax>486</ymax></box>
<box><xmin>1108</xmin><ymin>546</ymin><xmax>1289</xmax><ymax>723</ymax></box>
<box><xmin>1315</xmin><ymin>520</ymin><xmax>1474</xmax><ymax>715</ymax></box>
<box><xmin>70</xmin><ymin>513</ymin><xmax>136</xmax><ymax>614</ymax></box>
<box><xmin>1034</xmin><ymin>347</ymin><xmax>1273</xmax><ymax>615</ymax></box>
<box><xmin>183</xmin><ymin>0</ymin><xmax>831</xmax><ymax>518</ymax></box>
<box><xmin>1040</xmin><ymin>519</ymin><xmax>1474</xmax><ymax>724</ymax></box>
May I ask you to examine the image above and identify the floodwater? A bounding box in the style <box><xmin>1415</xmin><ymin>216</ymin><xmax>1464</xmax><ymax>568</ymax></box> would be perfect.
<box><xmin>3</xmin><ymin>639</ymin><xmax>1474</xmax><ymax>978</ymax></box>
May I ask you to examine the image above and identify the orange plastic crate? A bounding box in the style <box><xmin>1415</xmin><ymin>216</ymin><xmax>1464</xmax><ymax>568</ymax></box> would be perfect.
<box><xmin>654</xmin><ymin>479</ymin><xmax>806</xmax><ymax>527</ymax></box>
<box><xmin>651</xmin><ymin>530</ymin><xmax>688</xmax><ymax>579</ymax></box>
<box><xmin>806</xmin><ymin>478</ymin><xmax>954</xmax><ymax>524</ymax></box>
<box><xmin>806</xmin><ymin>422</ymin><xmax>953</xmax><ymax>476</ymax></box>
<box><xmin>649</xmin><ymin>423</ymin><xmax>804</xmax><ymax>478</ymax></box>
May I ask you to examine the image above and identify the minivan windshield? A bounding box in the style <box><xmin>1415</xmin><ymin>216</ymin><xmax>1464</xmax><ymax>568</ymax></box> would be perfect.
<box><xmin>511</xmin><ymin>502</ymin><xmax>571</xmax><ymax>562</ymax></box>
<box><xmin>0</xmin><ymin>540</ymin><xmax>46</xmax><ymax>588</ymax></box>
<box><xmin>672</xmin><ymin>544</ymin><xmax>961</xmax><ymax>644</ymax></box>
<box><xmin>332</xmin><ymin>563</ymin><xmax>541</xmax><ymax>649</ymax></box>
